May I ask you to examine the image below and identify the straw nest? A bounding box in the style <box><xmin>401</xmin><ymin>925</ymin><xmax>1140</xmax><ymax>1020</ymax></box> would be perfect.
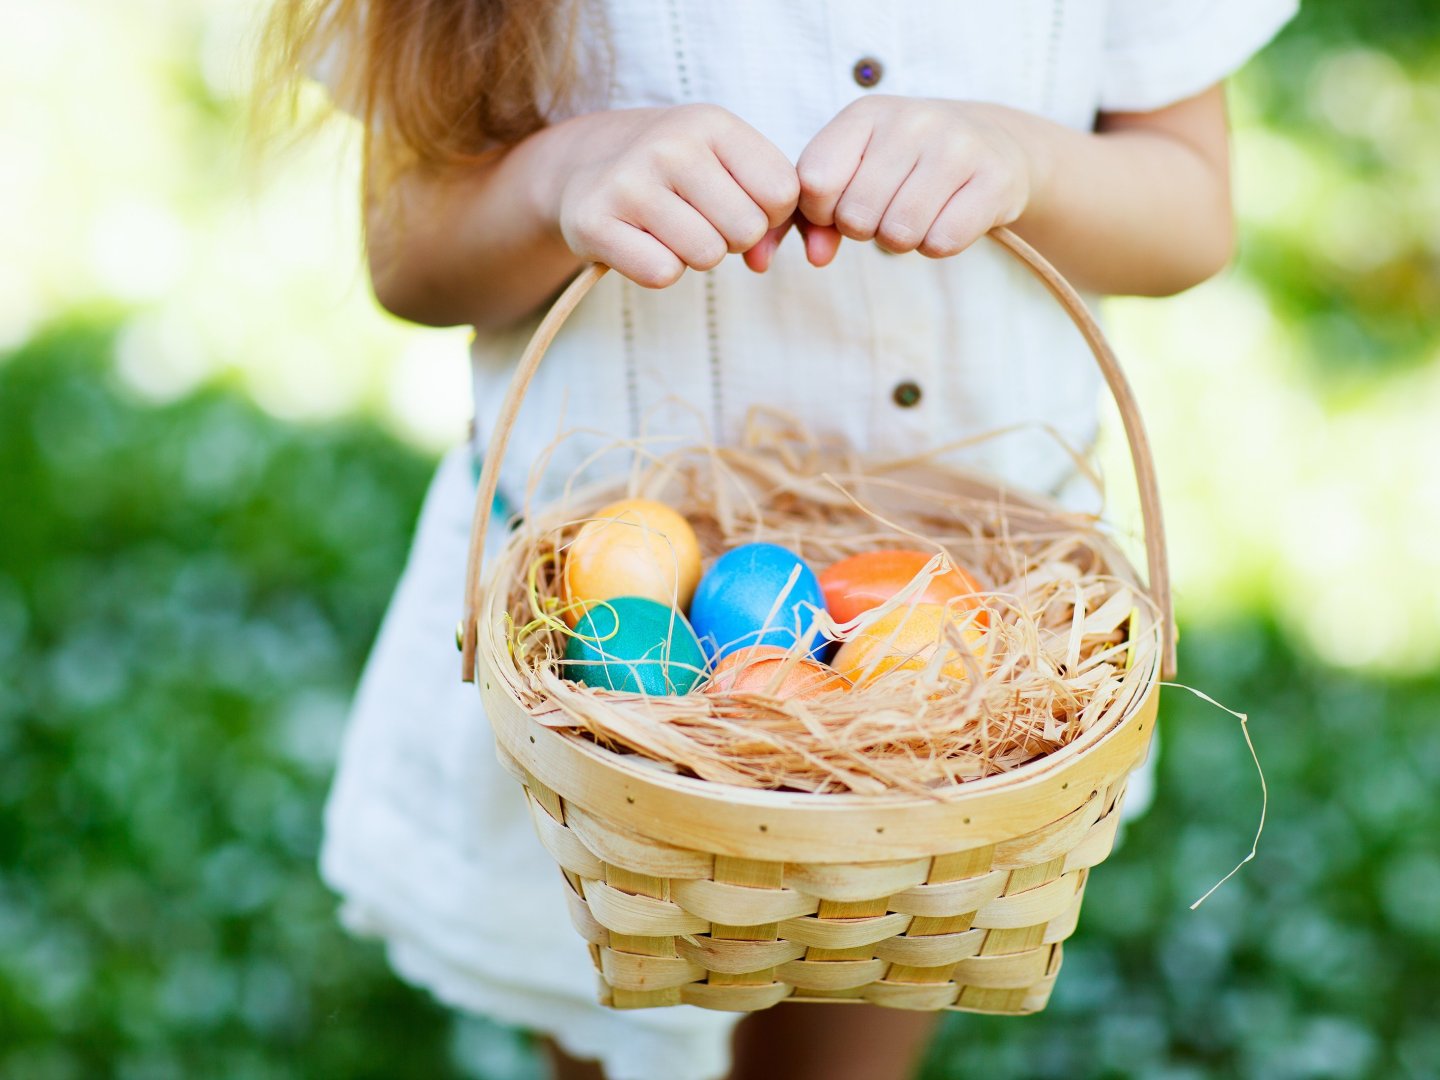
<box><xmin>492</xmin><ymin>420</ymin><xmax>1160</xmax><ymax>797</ymax></box>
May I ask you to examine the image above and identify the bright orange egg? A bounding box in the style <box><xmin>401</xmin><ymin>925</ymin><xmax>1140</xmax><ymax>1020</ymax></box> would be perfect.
<box><xmin>562</xmin><ymin>499</ymin><xmax>702</xmax><ymax>626</ymax></box>
<box><xmin>704</xmin><ymin>645</ymin><xmax>851</xmax><ymax>699</ymax></box>
<box><xmin>832</xmin><ymin>603</ymin><xmax>986</xmax><ymax>689</ymax></box>
<box><xmin>819</xmin><ymin>550</ymin><xmax>989</xmax><ymax>627</ymax></box>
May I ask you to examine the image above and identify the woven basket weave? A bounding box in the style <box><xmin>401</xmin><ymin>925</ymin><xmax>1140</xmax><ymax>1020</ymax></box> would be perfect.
<box><xmin>458</xmin><ymin>229</ymin><xmax>1175</xmax><ymax>1015</ymax></box>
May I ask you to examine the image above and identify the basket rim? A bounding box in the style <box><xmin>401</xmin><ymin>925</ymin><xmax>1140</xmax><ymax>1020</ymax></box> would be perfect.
<box><xmin>475</xmin><ymin>459</ymin><xmax>1163</xmax><ymax>861</ymax></box>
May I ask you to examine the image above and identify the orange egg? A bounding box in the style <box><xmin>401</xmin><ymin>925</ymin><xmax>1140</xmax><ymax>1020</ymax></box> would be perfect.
<box><xmin>832</xmin><ymin>603</ymin><xmax>986</xmax><ymax>689</ymax></box>
<box><xmin>819</xmin><ymin>550</ymin><xmax>989</xmax><ymax>627</ymax></box>
<box><xmin>562</xmin><ymin>499</ymin><xmax>702</xmax><ymax>626</ymax></box>
<box><xmin>704</xmin><ymin>645</ymin><xmax>851</xmax><ymax>699</ymax></box>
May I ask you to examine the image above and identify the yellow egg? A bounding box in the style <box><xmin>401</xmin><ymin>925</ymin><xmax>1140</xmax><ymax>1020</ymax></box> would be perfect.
<box><xmin>832</xmin><ymin>603</ymin><xmax>986</xmax><ymax>689</ymax></box>
<box><xmin>562</xmin><ymin>498</ymin><xmax>702</xmax><ymax>626</ymax></box>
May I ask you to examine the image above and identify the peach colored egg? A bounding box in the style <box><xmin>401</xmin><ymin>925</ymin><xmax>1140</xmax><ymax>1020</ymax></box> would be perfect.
<box><xmin>832</xmin><ymin>603</ymin><xmax>986</xmax><ymax>689</ymax></box>
<box><xmin>562</xmin><ymin>498</ymin><xmax>702</xmax><ymax>626</ymax></box>
<box><xmin>819</xmin><ymin>550</ymin><xmax>989</xmax><ymax>627</ymax></box>
<box><xmin>704</xmin><ymin>645</ymin><xmax>851</xmax><ymax>699</ymax></box>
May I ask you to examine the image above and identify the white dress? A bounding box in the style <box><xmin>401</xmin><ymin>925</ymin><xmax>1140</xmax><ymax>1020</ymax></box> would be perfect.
<box><xmin>319</xmin><ymin>3</ymin><xmax>1296</xmax><ymax>1078</ymax></box>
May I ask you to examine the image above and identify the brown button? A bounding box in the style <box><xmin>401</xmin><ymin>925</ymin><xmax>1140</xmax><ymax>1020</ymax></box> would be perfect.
<box><xmin>892</xmin><ymin>380</ymin><xmax>922</xmax><ymax>408</ymax></box>
<box><xmin>852</xmin><ymin>57</ymin><xmax>883</xmax><ymax>88</ymax></box>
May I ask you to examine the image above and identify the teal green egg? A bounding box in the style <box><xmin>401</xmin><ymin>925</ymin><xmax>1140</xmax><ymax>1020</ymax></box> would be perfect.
<box><xmin>563</xmin><ymin>596</ymin><xmax>707</xmax><ymax>695</ymax></box>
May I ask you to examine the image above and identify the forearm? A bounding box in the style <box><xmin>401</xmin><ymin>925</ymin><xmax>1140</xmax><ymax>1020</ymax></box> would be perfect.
<box><xmin>1002</xmin><ymin>89</ymin><xmax>1234</xmax><ymax>296</ymax></box>
<box><xmin>366</xmin><ymin>114</ymin><xmax>620</xmax><ymax>330</ymax></box>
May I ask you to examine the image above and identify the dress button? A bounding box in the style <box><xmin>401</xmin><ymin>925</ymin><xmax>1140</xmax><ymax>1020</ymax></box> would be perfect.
<box><xmin>852</xmin><ymin>57</ymin><xmax>884</xmax><ymax>88</ymax></box>
<box><xmin>892</xmin><ymin>381</ymin><xmax>922</xmax><ymax>408</ymax></box>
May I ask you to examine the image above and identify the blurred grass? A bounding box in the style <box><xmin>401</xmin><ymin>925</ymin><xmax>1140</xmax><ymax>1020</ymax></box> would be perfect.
<box><xmin>3</xmin><ymin>326</ymin><xmax>1438</xmax><ymax>1079</ymax></box>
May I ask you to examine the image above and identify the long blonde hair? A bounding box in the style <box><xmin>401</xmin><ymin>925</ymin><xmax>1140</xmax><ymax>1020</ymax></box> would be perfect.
<box><xmin>257</xmin><ymin>0</ymin><xmax>593</xmax><ymax>177</ymax></box>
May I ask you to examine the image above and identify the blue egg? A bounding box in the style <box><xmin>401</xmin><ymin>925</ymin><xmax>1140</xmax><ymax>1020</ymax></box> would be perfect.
<box><xmin>564</xmin><ymin>597</ymin><xmax>707</xmax><ymax>695</ymax></box>
<box><xmin>689</xmin><ymin>542</ymin><xmax>827</xmax><ymax>661</ymax></box>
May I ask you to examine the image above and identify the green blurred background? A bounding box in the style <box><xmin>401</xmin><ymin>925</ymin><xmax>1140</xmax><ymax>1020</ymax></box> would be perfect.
<box><xmin>2</xmin><ymin>2</ymin><xmax>1437</xmax><ymax>1077</ymax></box>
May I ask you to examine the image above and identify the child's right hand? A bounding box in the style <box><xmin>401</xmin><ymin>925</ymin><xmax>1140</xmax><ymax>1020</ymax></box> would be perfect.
<box><xmin>551</xmin><ymin>106</ymin><xmax>800</xmax><ymax>288</ymax></box>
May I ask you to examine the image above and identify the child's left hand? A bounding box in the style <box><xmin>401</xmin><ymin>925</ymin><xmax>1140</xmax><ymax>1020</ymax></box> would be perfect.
<box><xmin>747</xmin><ymin>97</ymin><xmax>1037</xmax><ymax>271</ymax></box>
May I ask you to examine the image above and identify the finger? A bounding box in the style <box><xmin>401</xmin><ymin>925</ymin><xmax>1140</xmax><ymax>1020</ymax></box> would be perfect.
<box><xmin>875</xmin><ymin>153</ymin><xmax>971</xmax><ymax>254</ymax></box>
<box><xmin>589</xmin><ymin>219</ymin><xmax>687</xmax><ymax>288</ymax></box>
<box><xmin>706</xmin><ymin>117</ymin><xmax>802</xmax><ymax>226</ymax></box>
<box><xmin>743</xmin><ymin>218</ymin><xmax>794</xmax><ymax>273</ymax></box>
<box><xmin>918</xmin><ymin>177</ymin><xmax>1005</xmax><ymax>260</ymax></box>
<box><xmin>832</xmin><ymin>134</ymin><xmax>920</xmax><ymax>242</ymax></box>
<box><xmin>628</xmin><ymin>190</ymin><xmax>729</xmax><ymax>271</ymax></box>
<box><xmin>796</xmin><ymin>218</ymin><xmax>843</xmax><ymax>267</ymax></box>
<box><xmin>671</xmin><ymin>156</ymin><xmax>772</xmax><ymax>253</ymax></box>
<box><xmin>796</xmin><ymin>108</ymin><xmax>874</xmax><ymax>227</ymax></box>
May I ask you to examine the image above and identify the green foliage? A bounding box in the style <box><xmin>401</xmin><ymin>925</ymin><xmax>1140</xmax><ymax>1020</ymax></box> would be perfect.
<box><xmin>3</xmin><ymin>326</ymin><xmax>1438</xmax><ymax>1079</ymax></box>
<box><xmin>0</xmin><ymin>325</ymin><xmax>465</xmax><ymax>1078</ymax></box>
<box><xmin>1236</xmin><ymin>1</ymin><xmax>1440</xmax><ymax>387</ymax></box>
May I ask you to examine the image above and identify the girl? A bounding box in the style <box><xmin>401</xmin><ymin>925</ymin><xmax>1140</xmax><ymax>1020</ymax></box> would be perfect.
<box><xmin>263</xmin><ymin>2</ymin><xmax>1295</xmax><ymax>1077</ymax></box>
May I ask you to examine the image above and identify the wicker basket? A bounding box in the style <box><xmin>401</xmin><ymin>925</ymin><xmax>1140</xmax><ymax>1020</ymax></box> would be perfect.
<box><xmin>458</xmin><ymin>229</ymin><xmax>1176</xmax><ymax>1015</ymax></box>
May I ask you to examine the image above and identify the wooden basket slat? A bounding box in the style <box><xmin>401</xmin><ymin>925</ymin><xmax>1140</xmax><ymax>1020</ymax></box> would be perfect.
<box><xmin>600</xmin><ymin>948</ymin><xmax>706</xmax><ymax>992</ymax></box>
<box><xmin>874</xmin><ymin>928</ymin><xmax>985</xmax><ymax>967</ymax></box>
<box><xmin>781</xmin><ymin>858</ymin><xmax>932</xmax><ymax>902</ymax></box>
<box><xmin>970</xmin><ymin>873</ymin><xmax>1081</xmax><ymax>929</ymax></box>
<box><xmin>581</xmin><ymin>879</ymin><xmax>710</xmax><ymax>936</ymax></box>
<box><xmin>778</xmin><ymin>912</ymin><xmax>914</xmax><ymax>950</ymax></box>
<box><xmin>887</xmin><ymin>870</ymin><xmax>1009</xmax><ymax>917</ymax></box>
<box><xmin>564</xmin><ymin>802</ymin><xmax>716</xmax><ymax>880</ymax></box>
<box><xmin>669</xmin><ymin>878</ymin><xmax>818</xmax><ymax>925</ymax></box>
<box><xmin>776</xmin><ymin>958</ymin><xmax>889</xmax><ymax>992</ymax></box>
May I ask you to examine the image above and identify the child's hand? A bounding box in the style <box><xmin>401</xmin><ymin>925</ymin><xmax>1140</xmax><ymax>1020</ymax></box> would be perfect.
<box><xmin>554</xmin><ymin>105</ymin><xmax>800</xmax><ymax>288</ymax></box>
<box><xmin>789</xmin><ymin>97</ymin><xmax>1037</xmax><ymax>265</ymax></box>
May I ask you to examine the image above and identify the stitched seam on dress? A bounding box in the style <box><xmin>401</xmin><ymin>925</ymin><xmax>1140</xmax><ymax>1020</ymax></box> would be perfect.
<box><xmin>1042</xmin><ymin>0</ymin><xmax>1065</xmax><ymax>116</ymax></box>
<box><xmin>704</xmin><ymin>274</ymin><xmax>723</xmax><ymax>438</ymax></box>
<box><xmin>665</xmin><ymin>0</ymin><xmax>693</xmax><ymax>100</ymax></box>
<box><xmin>664</xmin><ymin>0</ymin><xmax>720</xmax><ymax>437</ymax></box>
<box><xmin>620</xmin><ymin>279</ymin><xmax>641</xmax><ymax>439</ymax></box>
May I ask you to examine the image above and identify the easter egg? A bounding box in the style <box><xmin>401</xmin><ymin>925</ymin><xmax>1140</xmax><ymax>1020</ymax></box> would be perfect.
<box><xmin>688</xmin><ymin>542</ymin><xmax>827</xmax><ymax>661</ymax></box>
<box><xmin>563</xmin><ymin>596</ymin><xmax>707</xmax><ymax>695</ymax></box>
<box><xmin>704</xmin><ymin>645</ymin><xmax>851</xmax><ymax>699</ymax></box>
<box><xmin>820</xmin><ymin>549</ymin><xmax>988</xmax><ymax>627</ymax></box>
<box><xmin>832</xmin><ymin>603</ymin><xmax>986</xmax><ymax>689</ymax></box>
<box><xmin>562</xmin><ymin>498</ymin><xmax>702</xmax><ymax>625</ymax></box>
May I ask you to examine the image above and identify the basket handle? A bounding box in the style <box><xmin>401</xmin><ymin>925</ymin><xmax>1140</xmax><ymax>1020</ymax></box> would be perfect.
<box><xmin>460</xmin><ymin>228</ymin><xmax>1177</xmax><ymax>682</ymax></box>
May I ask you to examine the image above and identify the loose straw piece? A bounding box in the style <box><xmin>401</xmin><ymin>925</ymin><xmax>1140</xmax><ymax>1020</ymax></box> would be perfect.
<box><xmin>1159</xmin><ymin>682</ymin><xmax>1268</xmax><ymax>910</ymax></box>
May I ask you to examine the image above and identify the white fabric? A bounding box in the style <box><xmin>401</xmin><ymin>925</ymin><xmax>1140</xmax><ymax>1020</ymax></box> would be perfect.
<box><xmin>321</xmin><ymin>3</ymin><xmax>1293</xmax><ymax>1077</ymax></box>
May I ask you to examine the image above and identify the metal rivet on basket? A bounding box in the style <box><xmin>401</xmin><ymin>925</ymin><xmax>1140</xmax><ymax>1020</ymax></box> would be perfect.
<box><xmin>626</xmin><ymin>796</ymin><xmax>635</xmax><ymax>804</ymax></box>
<box><xmin>759</xmin><ymin>824</ymin><xmax>768</xmax><ymax>832</ymax></box>
<box><xmin>529</xmin><ymin>735</ymin><xmax>536</xmax><ymax>744</ymax></box>
<box><xmin>1061</xmin><ymin>781</ymin><xmax>1069</xmax><ymax>790</ymax></box>
<box><xmin>963</xmin><ymin>817</ymin><xmax>971</xmax><ymax>825</ymax></box>
<box><xmin>875</xmin><ymin>827</ymin><xmax>884</xmax><ymax>834</ymax></box>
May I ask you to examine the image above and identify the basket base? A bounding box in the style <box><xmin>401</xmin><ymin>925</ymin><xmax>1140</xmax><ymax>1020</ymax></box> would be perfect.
<box><xmin>536</xmin><ymin>774</ymin><xmax>1123</xmax><ymax>1017</ymax></box>
<box><xmin>486</xmin><ymin>659</ymin><xmax>1156</xmax><ymax>1017</ymax></box>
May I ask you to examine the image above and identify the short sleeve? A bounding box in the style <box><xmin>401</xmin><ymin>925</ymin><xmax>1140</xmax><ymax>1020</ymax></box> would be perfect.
<box><xmin>1099</xmin><ymin>0</ymin><xmax>1298</xmax><ymax>113</ymax></box>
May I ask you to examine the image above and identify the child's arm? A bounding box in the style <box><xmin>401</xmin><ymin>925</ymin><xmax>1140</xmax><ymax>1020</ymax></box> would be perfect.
<box><xmin>367</xmin><ymin>105</ymin><xmax>800</xmax><ymax>329</ymax></box>
<box><xmin>776</xmin><ymin>86</ymin><xmax>1233</xmax><ymax>297</ymax></box>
